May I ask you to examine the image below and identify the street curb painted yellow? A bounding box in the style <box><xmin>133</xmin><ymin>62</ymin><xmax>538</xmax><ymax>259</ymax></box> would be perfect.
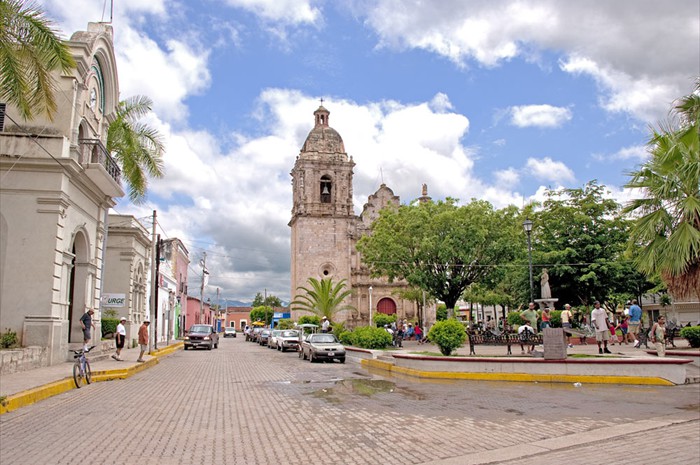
<box><xmin>361</xmin><ymin>359</ymin><xmax>675</xmax><ymax>386</ymax></box>
<box><xmin>0</xmin><ymin>343</ymin><xmax>183</xmax><ymax>415</ymax></box>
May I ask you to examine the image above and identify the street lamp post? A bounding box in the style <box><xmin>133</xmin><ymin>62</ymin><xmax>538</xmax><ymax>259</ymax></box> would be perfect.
<box><xmin>368</xmin><ymin>286</ymin><xmax>373</xmax><ymax>328</ymax></box>
<box><xmin>523</xmin><ymin>218</ymin><xmax>534</xmax><ymax>303</ymax></box>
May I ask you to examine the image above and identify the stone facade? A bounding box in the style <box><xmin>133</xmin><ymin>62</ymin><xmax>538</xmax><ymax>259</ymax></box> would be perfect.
<box><xmin>0</xmin><ymin>23</ymin><xmax>123</xmax><ymax>365</ymax></box>
<box><xmin>289</xmin><ymin>106</ymin><xmax>424</xmax><ymax>327</ymax></box>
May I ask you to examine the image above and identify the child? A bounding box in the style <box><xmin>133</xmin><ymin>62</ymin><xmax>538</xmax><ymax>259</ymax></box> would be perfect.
<box><xmin>609</xmin><ymin>321</ymin><xmax>620</xmax><ymax>345</ymax></box>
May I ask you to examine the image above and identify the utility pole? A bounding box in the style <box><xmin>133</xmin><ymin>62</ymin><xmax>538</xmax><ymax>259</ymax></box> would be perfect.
<box><xmin>216</xmin><ymin>287</ymin><xmax>220</xmax><ymax>332</ymax></box>
<box><xmin>199</xmin><ymin>252</ymin><xmax>207</xmax><ymax>324</ymax></box>
<box><xmin>149</xmin><ymin>210</ymin><xmax>157</xmax><ymax>353</ymax></box>
<box><xmin>153</xmin><ymin>235</ymin><xmax>161</xmax><ymax>350</ymax></box>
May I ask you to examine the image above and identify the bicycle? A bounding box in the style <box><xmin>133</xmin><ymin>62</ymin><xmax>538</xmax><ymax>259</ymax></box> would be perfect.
<box><xmin>72</xmin><ymin>346</ymin><xmax>94</xmax><ymax>388</ymax></box>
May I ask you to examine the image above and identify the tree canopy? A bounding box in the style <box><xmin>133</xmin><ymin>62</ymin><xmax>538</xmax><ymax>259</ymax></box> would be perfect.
<box><xmin>0</xmin><ymin>0</ymin><xmax>75</xmax><ymax>120</ymax></box>
<box><xmin>290</xmin><ymin>277</ymin><xmax>354</xmax><ymax>323</ymax></box>
<box><xmin>252</xmin><ymin>292</ymin><xmax>282</xmax><ymax>308</ymax></box>
<box><xmin>624</xmin><ymin>80</ymin><xmax>700</xmax><ymax>302</ymax></box>
<box><xmin>357</xmin><ymin>198</ymin><xmax>520</xmax><ymax>316</ymax></box>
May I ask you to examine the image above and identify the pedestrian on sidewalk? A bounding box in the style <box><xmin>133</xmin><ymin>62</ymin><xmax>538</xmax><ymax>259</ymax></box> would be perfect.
<box><xmin>561</xmin><ymin>304</ymin><xmax>574</xmax><ymax>348</ymax></box>
<box><xmin>79</xmin><ymin>308</ymin><xmax>95</xmax><ymax>352</ymax></box>
<box><xmin>628</xmin><ymin>299</ymin><xmax>642</xmax><ymax>347</ymax></box>
<box><xmin>650</xmin><ymin>316</ymin><xmax>667</xmax><ymax>357</ymax></box>
<box><xmin>414</xmin><ymin>324</ymin><xmax>423</xmax><ymax>342</ymax></box>
<box><xmin>113</xmin><ymin>317</ymin><xmax>127</xmax><ymax>361</ymax></box>
<box><xmin>591</xmin><ymin>301</ymin><xmax>612</xmax><ymax>354</ymax></box>
<box><xmin>137</xmin><ymin>319</ymin><xmax>150</xmax><ymax>362</ymax></box>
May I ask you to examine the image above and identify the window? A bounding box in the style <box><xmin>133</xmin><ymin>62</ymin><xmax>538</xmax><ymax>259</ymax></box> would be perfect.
<box><xmin>320</xmin><ymin>176</ymin><xmax>332</xmax><ymax>203</ymax></box>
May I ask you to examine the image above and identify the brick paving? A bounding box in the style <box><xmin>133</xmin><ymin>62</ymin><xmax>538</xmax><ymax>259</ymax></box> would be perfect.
<box><xmin>0</xmin><ymin>337</ymin><xmax>698</xmax><ymax>465</ymax></box>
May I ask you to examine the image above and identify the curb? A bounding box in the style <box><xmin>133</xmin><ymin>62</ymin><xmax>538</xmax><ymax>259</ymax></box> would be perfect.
<box><xmin>0</xmin><ymin>342</ymin><xmax>183</xmax><ymax>415</ymax></box>
<box><xmin>361</xmin><ymin>358</ymin><xmax>676</xmax><ymax>386</ymax></box>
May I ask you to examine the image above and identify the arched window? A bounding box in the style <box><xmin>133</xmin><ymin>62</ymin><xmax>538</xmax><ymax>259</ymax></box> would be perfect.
<box><xmin>377</xmin><ymin>298</ymin><xmax>397</xmax><ymax>315</ymax></box>
<box><xmin>320</xmin><ymin>175</ymin><xmax>332</xmax><ymax>203</ymax></box>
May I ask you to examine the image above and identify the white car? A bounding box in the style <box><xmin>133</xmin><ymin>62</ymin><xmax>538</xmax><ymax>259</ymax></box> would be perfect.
<box><xmin>224</xmin><ymin>327</ymin><xmax>237</xmax><ymax>338</ymax></box>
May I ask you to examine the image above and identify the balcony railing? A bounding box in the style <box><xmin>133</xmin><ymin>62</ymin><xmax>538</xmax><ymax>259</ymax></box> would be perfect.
<box><xmin>78</xmin><ymin>138</ymin><xmax>121</xmax><ymax>184</ymax></box>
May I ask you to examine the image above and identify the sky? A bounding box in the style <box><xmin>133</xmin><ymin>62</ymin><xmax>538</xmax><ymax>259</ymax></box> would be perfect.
<box><xmin>39</xmin><ymin>0</ymin><xmax>700</xmax><ymax>304</ymax></box>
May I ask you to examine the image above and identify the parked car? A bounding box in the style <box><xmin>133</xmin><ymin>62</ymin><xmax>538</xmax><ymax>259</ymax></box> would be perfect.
<box><xmin>248</xmin><ymin>327</ymin><xmax>264</xmax><ymax>342</ymax></box>
<box><xmin>268</xmin><ymin>330</ymin><xmax>283</xmax><ymax>349</ymax></box>
<box><xmin>299</xmin><ymin>333</ymin><xmax>345</xmax><ymax>363</ymax></box>
<box><xmin>275</xmin><ymin>330</ymin><xmax>301</xmax><ymax>352</ymax></box>
<box><xmin>184</xmin><ymin>324</ymin><xmax>219</xmax><ymax>350</ymax></box>
<box><xmin>258</xmin><ymin>329</ymin><xmax>272</xmax><ymax>346</ymax></box>
<box><xmin>223</xmin><ymin>327</ymin><xmax>237</xmax><ymax>338</ymax></box>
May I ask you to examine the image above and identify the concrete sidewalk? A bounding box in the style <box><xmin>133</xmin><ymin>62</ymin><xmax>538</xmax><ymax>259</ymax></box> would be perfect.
<box><xmin>0</xmin><ymin>342</ymin><xmax>182</xmax><ymax>414</ymax></box>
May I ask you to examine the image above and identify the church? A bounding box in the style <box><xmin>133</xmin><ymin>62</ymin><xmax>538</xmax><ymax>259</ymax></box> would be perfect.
<box><xmin>289</xmin><ymin>105</ymin><xmax>432</xmax><ymax>327</ymax></box>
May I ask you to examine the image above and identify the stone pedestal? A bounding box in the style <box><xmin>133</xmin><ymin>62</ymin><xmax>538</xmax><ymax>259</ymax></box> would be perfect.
<box><xmin>543</xmin><ymin>327</ymin><xmax>567</xmax><ymax>360</ymax></box>
<box><xmin>22</xmin><ymin>315</ymin><xmax>67</xmax><ymax>366</ymax></box>
<box><xmin>535</xmin><ymin>298</ymin><xmax>558</xmax><ymax>310</ymax></box>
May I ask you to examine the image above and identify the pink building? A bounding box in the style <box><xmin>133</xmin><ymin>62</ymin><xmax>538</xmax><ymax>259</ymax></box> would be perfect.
<box><xmin>224</xmin><ymin>307</ymin><xmax>252</xmax><ymax>330</ymax></box>
<box><xmin>185</xmin><ymin>296</ymin><xmax>214</xmax><ymax>331</ymax></box>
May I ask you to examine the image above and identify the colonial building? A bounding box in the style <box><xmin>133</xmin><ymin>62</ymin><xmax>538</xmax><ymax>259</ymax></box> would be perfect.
<box><xmin>0</xmin><ymin>23</ymin><xmax>123</xmax><ymax>365</ymax></box>
<box><xmin>289</xmin><ymin>106</ymin><xmax>431</xmax><ymax>327</ymax></box>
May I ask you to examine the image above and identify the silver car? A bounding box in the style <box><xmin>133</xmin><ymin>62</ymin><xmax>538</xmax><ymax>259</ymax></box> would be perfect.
<box><xmin>299</xmin><ymin>333</ymin><xmax>345</xmax><ymax>363</ymax></box>
<box><xmin>275</xmin><ymin>330</ymin><xmax>300</xmax><ymax>352</ymax></box>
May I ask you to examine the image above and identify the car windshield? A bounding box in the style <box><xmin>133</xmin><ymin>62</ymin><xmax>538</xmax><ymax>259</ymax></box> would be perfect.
<box><xmin>310</xmin><ymin>335</ymin><xmax>338</xmax><ymax>343</ymax></box>
<box><xmin>282</xmin><ymin>331</ymin><xmax>299</xmax><ymax>337</ymax></box>
<box><xmin>225</xmin><ymin>327</ymin><xmax>235</xmax><ymax>332</ymax></box>
<box><xmin>189</xmin><ymin>325</ymin><xmax>210</xmax><ymax>333</ymax></box>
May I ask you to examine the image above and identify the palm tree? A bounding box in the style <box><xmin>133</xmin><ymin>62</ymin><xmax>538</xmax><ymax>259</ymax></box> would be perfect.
<box><xmin>107</xmin><ymin>95</ymin><xmax>165</xmax><ymax>203</ymax></box>
<box><xmin>290</xmin><ymin>277</ymin><xmax>355</xmax><ymax>322</ymax></box>
<box><xmin>0</xmin><ymin>0</ymin><xmax>75</xmax><ymax>120</ymax></box>
<box><xmin>623</xmin><ymin>80</ymin><xmax>700</xmax><ymax>301</ymax></box>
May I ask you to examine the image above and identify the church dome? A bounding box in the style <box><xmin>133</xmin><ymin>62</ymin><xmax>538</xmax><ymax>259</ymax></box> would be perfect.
<box><xmin>301</xmin><ymin>105</ymin><xmax>346</xmax><ymax>154</ymax></box>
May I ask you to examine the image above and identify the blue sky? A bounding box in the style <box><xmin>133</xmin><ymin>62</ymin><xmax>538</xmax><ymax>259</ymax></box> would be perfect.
<box><xmin>41</xmin><ymin>0</ymin><xmax>700</xmax><ymax>304</ymax></box>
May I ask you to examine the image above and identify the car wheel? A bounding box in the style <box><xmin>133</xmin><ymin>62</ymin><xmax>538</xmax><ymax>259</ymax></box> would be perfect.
<box><xmin>207</xmin><ymin>344</ymin><xmax>212</xmax><ymax>350</ymax></box>
<box><xmin>339</xmin><ymin>358</ymin><xmax>346</xmax><ymax>364</ymax></box>
<box><xmin>184</xmin><ymin>345</ymin><xmax>189</xmax><ymax>351</ymax></box>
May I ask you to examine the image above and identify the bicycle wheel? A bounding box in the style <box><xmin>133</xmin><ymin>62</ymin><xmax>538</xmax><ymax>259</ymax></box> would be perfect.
<box><xmin>84</xmin><ymin>359</ymin><xmax>92</xmax><ymax>384</ymax></box>
<box><xmin>73</xmin><ymin>361</ymin><xmax>84</xmax><ymax>388</ymax></box>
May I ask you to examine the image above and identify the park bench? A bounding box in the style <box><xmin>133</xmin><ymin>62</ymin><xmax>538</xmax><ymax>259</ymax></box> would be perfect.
<box><xmin>637</xmin><ymin>326</ymin><xmax>682</xmax><ymax>349</ymax></box>
<box><xmin>467</xmin><ymin>329</ymin><xmax>542</xmax><ymax>356</ymax></box>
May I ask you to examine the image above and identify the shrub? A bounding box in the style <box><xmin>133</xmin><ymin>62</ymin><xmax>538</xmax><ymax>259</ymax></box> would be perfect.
<box><xmin>428</xmin><ymin>319</ymin><xmax>466</xmax><ymax>356</ymax></box>
<box><xmin>276</xmin><ymin>319</ymin><xmax>294</xmax><ymax>329</ymax></box>
<box><xmin>338</xmin><ymin>330</ymin><xmax>353</xmax><ymax>346</ymax></box>
<box><xmin>101</xmin><ymin>318</ymin><xmax>119</xmax><ymax>337</ymax></box>
<box><xmin>331</xmin><ymin>321</ymin><xmax>346</xmax><ymax>338</ymax></box>
<box><xmin>298</xmin><ymin>315</ymin><xmax>320</xmax><ymax>326</ymax></box>
<box><xmin>436</xmin><ymin>304</ymin><xmax>448</xmax><ymax>321</ymax></box>
<box><xmin>347</xmin><ymin>326</ymin><xmax>392</xmax><ymax>349</ymax></box>
<box><xmin>680</xmin><ymin>326</ymin><xmax>700</xmax><ymax>348</ymax></box>
<box><xmin>549</xmin><ymin>310</ymin><xmax>562</xmax><ymax>327</ymax></box>
<box><xmin>1</xmin><ymin>328</ymin><xmax>18</xmax><ymax>349</ymax></box>
<box><xmin>373</xmin><ymin>313</ymin><xmax>396</xmax><ymax>328</ymax></box>
<box><xmin>506</xmin><ymin>311</ymin><xmax>522</xmax><ymax>327</ymax></box>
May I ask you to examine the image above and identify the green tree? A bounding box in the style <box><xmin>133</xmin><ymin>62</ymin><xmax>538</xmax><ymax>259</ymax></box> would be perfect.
<box><xmin>357</xmin><ymin>199</ymin><xmax>519</xmax><ymax>317</ymax></box>
<box><xmin>106</xmin><ymin>96</ymin><xmax>165</xmax><ymax>203</ymax></box>
<box><xmin>532</xmin><ymin>181</ymin><xmax>656</xmax><ymax>307</ymax></box>
<box><xmin>252</xmin><ymin>292</ymin><xmax>282</xmax><ymax>308</ymax></box>
<box><xmin>0</xmin><ymin>0</ymin><xmax>75</xmax><ymax>120</ymax></box>
<box><xmin>623</xmin><ymin>81</ymin><xmax>700</xmax><ymax>302</ymax></box>
<box><xmin>290</xmin><ymin>277</ymin><xmax>354</xmax><ymax>323</ymax></box>
<box><xmin>249</xmin><ymin>306</ymin><xmax>273</xmax><ymax>325</ymax></box>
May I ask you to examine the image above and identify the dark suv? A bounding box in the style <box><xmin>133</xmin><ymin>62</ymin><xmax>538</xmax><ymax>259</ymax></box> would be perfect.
<box><xmin>184</xmin><ymin>324</ymin><xmax>219</xmax><ymax>350</ymax></box>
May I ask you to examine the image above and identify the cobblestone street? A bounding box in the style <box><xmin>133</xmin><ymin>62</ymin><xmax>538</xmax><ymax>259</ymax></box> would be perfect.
<box><xmin>1</xmin><ymin>337</ymin><xmax>698</xmax><ymax>465</ymax></box>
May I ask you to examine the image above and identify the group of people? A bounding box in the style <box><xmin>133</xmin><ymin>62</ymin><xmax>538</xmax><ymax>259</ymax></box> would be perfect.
<box><xmin>517</xmin><ymin>299</ymin><xmax>668</xmax><ymax>357</ymax></box>
<box><xmin>383</xmin><ymin>320</ymin><xmax>425</xmax><ymax>346</ymax></box>
<box><xmin>79</xmin><ymin>307</ymin><xmax>151</xmax><ymax>364</ymax></box>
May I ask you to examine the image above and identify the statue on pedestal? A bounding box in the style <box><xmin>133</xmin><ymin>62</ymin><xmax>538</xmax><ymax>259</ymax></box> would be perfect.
<box><xmin>541</xmin><ymin>269</ymin><xmax>552</xmax><ymax>300</ymax></box>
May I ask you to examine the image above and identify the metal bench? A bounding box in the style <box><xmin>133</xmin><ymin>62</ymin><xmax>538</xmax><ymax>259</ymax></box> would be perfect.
<box><xmin>468</xmin><ymin>329</ymin><xmax>542</xmax><ymax>356</ymax></box>
<box><xmin>636</xmin><ymin>326</ymin><xmax>681</xmax><ymax>349</ymax></box>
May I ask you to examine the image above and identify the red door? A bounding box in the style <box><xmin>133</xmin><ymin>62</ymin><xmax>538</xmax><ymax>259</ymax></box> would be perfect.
<box><xmin>377</xmin><ymin>298</ymin><xmax>396</xmax><ymax>315</ymax></box>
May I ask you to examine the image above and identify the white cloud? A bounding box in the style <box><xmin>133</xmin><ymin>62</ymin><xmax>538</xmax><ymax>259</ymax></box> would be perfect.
<box><xmin>494</xmin><ymin>168</ymin><xmax>520</xmax><ymax>186</ymax></box>
<box><xmin>223</xmin><ymin>0</ymin><xmax>321</xmax><ymax>24</ymax></box>
<box><xmin>510</xmin><ymin>104</ymin><xmax>572</xmax><ymax>128</ymax></box>
<box><xmin>526</xmin><ymin>157</ymin><xmax>575</xmax><ymax>183</ymax></box>
<box><xmin>357</xmin><ymin>0</ymin><xmax>699</xmax><ymax>122</ymax></box>
<box><xmin>593</xmin><ymin>145</ymin><xmax>649</xmax><ymax>162</ymax></box>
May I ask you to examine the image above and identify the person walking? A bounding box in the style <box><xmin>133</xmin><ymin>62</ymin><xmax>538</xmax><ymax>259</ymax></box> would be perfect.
<box><xmin>619</xmin><ymin>315</ymin><xmax>629</xmax><ymax>345</ymax></box>
<box><xmin>628</xmin><ymin>299</ymin><xmax>643</xmax><ymax>347</ymax></box>
<box><xmin>591</xmin><ymin>301</ymin><xmax>612</xmax><ymax>354</ymax></box>
<box><xmin>414</xmin><ymin>324</ymin><xmax>423</xmax><ymax>342</ymax></box>
<box><xmin>79</xmin><ymin>308</ymin><xmax>95</xmax><ymax>352</ymax></box>
<box><xmin>136</xmin><ymin>319</ymin><xmax>150</xmax><ymax>362</ymax></box>
<box><xmin>561</xmin><ymin>304</ymin><xmax>574</xmax><ymax>347</ymax></box>
<box><xmin>112</xmin><ymin>317</ymin><xmax>127</xmax><ymax>361</ymax></box>
<box><xmin>650</xmin><ymin>316</ymin><xmax>667</xmax><ymax>357</ymax></box>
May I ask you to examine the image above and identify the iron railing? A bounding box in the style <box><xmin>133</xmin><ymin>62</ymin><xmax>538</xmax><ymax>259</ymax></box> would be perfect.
<box><xmin>78</xmin><ymin>138</ymin><xmax>121</xmax><ymax>184</ymax></box>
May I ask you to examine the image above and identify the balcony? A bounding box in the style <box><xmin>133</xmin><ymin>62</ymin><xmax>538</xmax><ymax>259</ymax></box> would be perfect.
<box><xmin>78</xmin><ymin>138</ymin><xmax>124</xmax><ymax>198</ymax></box>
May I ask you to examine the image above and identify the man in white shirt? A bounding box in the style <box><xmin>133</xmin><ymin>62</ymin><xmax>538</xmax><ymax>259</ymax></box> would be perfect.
<box><xmin>112</xmin><ymin>316</ymin><xmax>127</xmax><ymax>361</ymax></box>
<box><xmin>518</xmin><ymin>322</ymin><xmax>536</xmax><ymax>354</ymax></box>
<box><xmin>321</xmin><ymin>316</ymin><xmax>330</xmax><ymax>333</ymax></box>
<box><xmin>591</xmin><ymin>301</ymin><xmax>612</xmax><ymax>354</ymax></box>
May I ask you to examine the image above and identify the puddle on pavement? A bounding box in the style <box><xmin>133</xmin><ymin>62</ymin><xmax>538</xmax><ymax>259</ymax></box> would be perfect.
<box><xmin>310</xmin><ymin>378</ymin><xmax>426</xmax><ymax>404</ymax></box>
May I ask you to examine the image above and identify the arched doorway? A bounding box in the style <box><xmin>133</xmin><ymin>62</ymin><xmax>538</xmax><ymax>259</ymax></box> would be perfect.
<box><xmin>67</xmin><ymin>230</ymin><xmax>90</xmax><ymax>343</ymax></box>
<box><xmin>376</xmin><ymin>297</ymin><xmax>397</xmax><ymax>315</ymax></box>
